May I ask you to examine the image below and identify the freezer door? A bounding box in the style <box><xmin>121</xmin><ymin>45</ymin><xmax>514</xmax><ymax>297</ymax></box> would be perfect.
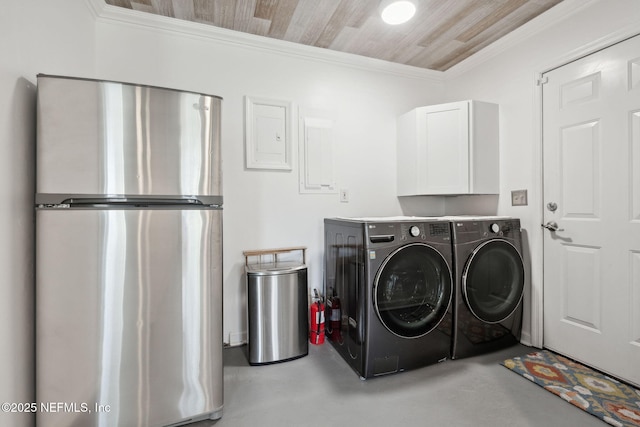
<box><xmin>36</xmin><ymin>208</ymin><xmax>223</xmax><ymax>427</ymax></box>
<box><xmin>36</xmin><ymin>75</ymin><xmax>222</xmax><ymax>198</ymax></box>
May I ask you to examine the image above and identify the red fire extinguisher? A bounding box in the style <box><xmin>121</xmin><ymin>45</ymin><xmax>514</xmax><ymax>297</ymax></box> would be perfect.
<box><xmin>325</xmin><ymin>287</ymin><xmax>341</xmax><ymax>342</ymax></box>
<box><xmin>310</xmin><ymin>289</ymin><xmax>325</xmax><ymax>345</ymax></box>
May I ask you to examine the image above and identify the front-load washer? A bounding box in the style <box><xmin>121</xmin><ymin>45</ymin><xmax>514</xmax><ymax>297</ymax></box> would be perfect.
<box><xmin>448</xmin><ymin>216</ymin><xmax>525</xmax><ymax>359</ymax></box>
<box><xmin>323</xmin><ymin>217</ymin><xmax>453</xmax><ymax>379</ymax></box>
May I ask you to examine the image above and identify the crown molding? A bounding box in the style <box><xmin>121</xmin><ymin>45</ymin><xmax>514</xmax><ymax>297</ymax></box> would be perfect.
<box><xmin>84</xmin><ymin>0</ymin><xmax>445</xmax><ymax>83</ymax></box>
<box><xmin>82</xmin><ymin>0</ymin><xmax>633</xmax><ymax>83</ymax></box>
<box><xmin>83</xmin><ymin>0</ymin><xmax>108</xmax><ymax>19</ymax></box>
<box><xmin>444</xmin><ymin>0</ymin><xmax>599</xmax><ymax>78</ymax></box>
<box><xmin>537</xmin><ymin>19</ymin><xmax>640</xmax><ymax>75</ymax></box>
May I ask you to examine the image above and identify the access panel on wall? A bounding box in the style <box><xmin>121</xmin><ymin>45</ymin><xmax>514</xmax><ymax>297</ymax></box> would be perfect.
<box><xmin>298</xmin><ymin>113</ymin><xmax>336</xmax><ymax>194</ymax></box>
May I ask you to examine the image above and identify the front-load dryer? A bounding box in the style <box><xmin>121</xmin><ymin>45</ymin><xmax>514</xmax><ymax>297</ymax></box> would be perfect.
<box><xmin>448</xmin><ymin>217</ymin><xmax>525</xmax><ymax>359</ymax></box>
<box><xmin>323</xmin><ymin>217</ymin><xmax>453</xmax><ymax>379</ymax></box>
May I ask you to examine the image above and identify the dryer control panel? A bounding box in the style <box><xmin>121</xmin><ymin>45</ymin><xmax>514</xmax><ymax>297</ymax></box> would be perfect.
<box><xmin>451</xmin><ymin>218</ymin><xmax>520</xmax><ymax>243</ymax></box>
<box><xmin>488</xmin><ymin>220</ymin><xmax>517</xmax><ymax>236</ymax></box>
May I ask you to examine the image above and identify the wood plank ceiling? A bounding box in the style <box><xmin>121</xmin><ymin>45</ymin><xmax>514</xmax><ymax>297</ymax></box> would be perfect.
<box><xmin>103</xmin><ymin>0</ymin><xmax>563</xmax><ymax>71</ymax></box>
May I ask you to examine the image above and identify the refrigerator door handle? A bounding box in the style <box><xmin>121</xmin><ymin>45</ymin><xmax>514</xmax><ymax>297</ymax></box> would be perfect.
<box><xmin>62</xmin><ymin>197</ymin><xmax>205</xmax><ymax>206</ymax></box>
<box><xmin>36</xmin><ymin>193</ymin><xmax>223</xmax><ymax>207</ymax></box>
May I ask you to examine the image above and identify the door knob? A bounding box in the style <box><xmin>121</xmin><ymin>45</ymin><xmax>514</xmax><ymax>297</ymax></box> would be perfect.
<box><xmin>547</xmin><ymin>202</ymin><xmax>558</xmax><ymax>212</ymax></box>
<box><xmin>541</xmin><ymin>221</ymin><xmax>564</xmax><ymax>232</ymax></box>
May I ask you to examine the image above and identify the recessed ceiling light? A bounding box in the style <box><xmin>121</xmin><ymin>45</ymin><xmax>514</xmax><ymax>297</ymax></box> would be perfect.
<box><xmin>380</xmin><ymin>0</ymin><xmax>416</xmax><ymax>25</ymax></box>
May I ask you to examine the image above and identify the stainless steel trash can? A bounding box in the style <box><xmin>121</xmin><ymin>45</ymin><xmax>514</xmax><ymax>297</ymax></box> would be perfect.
<box><xmin>244</xmin><ymin>248</ymin><xmax>309</xmax><ymax>365</ymax></box>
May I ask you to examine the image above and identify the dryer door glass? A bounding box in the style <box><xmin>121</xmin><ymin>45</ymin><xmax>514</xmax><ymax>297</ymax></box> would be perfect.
<box><xmin>462</xmin><ymin>240</ymin><xmax>524</xmax><ymax>323</ymax></box>
<box><xmin>374</xmin><ymin>244</ymin><xmax>452</xmax><ymax>338</ymax></box>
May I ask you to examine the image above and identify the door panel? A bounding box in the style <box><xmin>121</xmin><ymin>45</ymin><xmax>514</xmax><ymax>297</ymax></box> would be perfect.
<box><xmin>560</xmin><ymin>121</ymin><xmax>600</xmax><ymax>218</ymax></box>
<box><xmin>560</xmin><ymin>72</ymin><xmax>600</xmax><ymax>107</ymax></box>
<box><xmin>633</xmin><ymin>111</ymin><xmax>640</xmax><ymax>219</ymax></box>
<box><xmin>418</xmin><ymin>102</ymin><xmax>470</xmax><ymax>194</ymax></box>
<box><xmin>423</xmin><ymin>106</ymin><xmax>468</xmax><ymax>193</ymax></box>
<box><xmin>543</xmin><ymin>34</ymin><xmax>640</xmax><ymax>387</ymax></box>
<box><xmin>562</xmin><ymin>244</ymin><xmax>601</xmax><ymax>331</ymax></box>
<box><xmin>631</xmin><ymin>252</ymin><xmax>640</xmax><ymax>345</ymax></box>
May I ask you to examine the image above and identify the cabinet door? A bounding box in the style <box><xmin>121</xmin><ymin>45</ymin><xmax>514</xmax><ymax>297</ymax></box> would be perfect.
<box><xmin>417</xmin><ymin>101</ymin><xmax>470</xmax><ymax>194</ymax></box>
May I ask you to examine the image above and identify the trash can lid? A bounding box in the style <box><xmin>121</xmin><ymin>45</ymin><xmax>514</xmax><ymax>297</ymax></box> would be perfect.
<box><xmin>246</xmin><ymin>261</ymin><xmax>307</xmax><ymax>276</ymax></box>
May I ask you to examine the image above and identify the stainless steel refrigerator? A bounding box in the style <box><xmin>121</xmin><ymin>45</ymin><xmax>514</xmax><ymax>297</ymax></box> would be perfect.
<box><xmin>35</xmin><ymin>75</ymin><xmax>223</xmax><ymax>427</ymax></box>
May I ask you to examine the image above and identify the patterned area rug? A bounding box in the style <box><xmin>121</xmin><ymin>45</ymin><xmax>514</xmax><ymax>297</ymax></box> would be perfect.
<box><xmin>502</xmin><ymin>350</ymin><xmax>640</xmax><ymax>427</ymax></box>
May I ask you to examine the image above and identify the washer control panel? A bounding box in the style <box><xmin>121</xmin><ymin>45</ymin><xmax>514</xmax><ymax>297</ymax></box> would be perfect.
<box><xmin>400</xmin><ymin>223</ymin><xmax>424</xmax><ymax>240</ymax></box>
<box><xmin>400</xmin><ymin>222</ymin><xmax>450</xmax><ymax>241</ymax></box>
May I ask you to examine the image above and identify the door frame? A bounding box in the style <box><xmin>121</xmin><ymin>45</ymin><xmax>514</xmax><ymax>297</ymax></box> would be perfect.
<box><xmin>531</xmin><ymin>24</ymin><xmax>640</xmax><ymax>348</ymax></box>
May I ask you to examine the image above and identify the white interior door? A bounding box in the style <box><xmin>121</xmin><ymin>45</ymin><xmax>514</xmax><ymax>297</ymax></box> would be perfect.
<box><xmin>542</xmin><ymin>34</ymin><xmax>640</xmax><ymax>387</ymax></box>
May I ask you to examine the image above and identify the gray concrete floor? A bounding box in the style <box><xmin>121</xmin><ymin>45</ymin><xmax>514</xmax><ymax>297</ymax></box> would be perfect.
<box><xmin>190</xmin><ymin>343</ymin><xmax>606</xmax><ymax>427</ymax></box>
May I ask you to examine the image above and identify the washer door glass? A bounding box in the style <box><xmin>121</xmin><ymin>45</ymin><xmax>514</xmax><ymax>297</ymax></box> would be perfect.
<box><xmin>462</xmin><ymin>240</ymin><xmax>524</xmax><ymax>323</ymax></box>
<box><xmin>374</xmin><ymin>244</ymin><xmax>452</xmax><ymax>338</ymax></box>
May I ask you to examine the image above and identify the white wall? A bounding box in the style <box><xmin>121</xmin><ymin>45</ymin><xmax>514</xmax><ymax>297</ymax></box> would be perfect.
<box><xmin>91</xmin><ymin>7</ymin><xmax>446</xmax><ymax>345</ymax></box>
<box><xmin>444</xmin><ymin>0</ymin><xmax>640</xmax><ymax>345</ymax></box>
<box><xmin>0</xmin><ymin>0</ymin><xmax>96</xmax><ymax>425</ymax></box>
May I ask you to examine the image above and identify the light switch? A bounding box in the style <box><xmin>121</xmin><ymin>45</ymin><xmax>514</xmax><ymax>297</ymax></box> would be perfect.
<box><xmin>511</xmin><ymin>189</ymin><xmax>528</xmax><ymax>206</ymax></box>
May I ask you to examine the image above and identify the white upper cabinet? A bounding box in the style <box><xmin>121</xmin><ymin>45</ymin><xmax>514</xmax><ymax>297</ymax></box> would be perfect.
<box><xmin>397</xmin><ymin>100</ymin><xmax>499</xmax><ymax>196</ymax></box>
